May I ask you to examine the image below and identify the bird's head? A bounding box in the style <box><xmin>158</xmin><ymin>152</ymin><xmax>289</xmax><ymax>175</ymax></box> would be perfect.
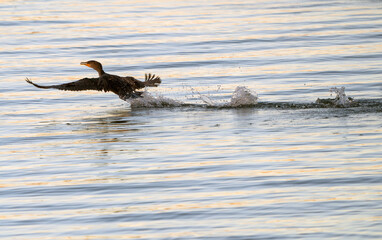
<box><xmin>80</xmin><ymin>60</ymin><xmax>103</xmax><ymax>72</ymax></box>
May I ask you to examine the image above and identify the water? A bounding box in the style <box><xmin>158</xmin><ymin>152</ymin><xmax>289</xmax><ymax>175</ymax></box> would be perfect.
<box><xmin>1</xmin><ymin>0</ymin><xmax>382</xmax><ymax>239</ymax></box>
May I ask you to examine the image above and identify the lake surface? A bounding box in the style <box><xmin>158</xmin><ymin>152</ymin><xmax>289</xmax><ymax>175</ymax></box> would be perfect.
<box><xmin>1</xmin><ymin>0</ymin><xmax>382</xmax><ymax>239</ymax></box>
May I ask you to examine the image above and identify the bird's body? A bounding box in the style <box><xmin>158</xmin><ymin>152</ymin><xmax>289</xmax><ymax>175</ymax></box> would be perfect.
<box><xmin>26</xmin><ymin>60</ymin><xmax>161</xmax><ymax>100</ymax></box>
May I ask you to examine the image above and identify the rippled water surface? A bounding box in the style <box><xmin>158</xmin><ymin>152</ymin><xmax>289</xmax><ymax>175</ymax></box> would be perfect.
<box><xmin>1</xmin><ymin>0</ymin><xmax>382</xmax><ymax>239</ymax></box>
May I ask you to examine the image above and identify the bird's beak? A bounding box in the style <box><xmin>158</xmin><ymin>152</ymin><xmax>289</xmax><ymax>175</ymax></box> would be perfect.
<box><xmin>80</xmin><ymin>62</ymin><xmax>89</xmax><ymax>67</ymax></box>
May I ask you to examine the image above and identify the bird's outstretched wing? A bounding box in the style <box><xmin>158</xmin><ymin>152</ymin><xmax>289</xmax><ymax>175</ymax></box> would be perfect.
<box><xmin>25</xmin><ymin>77</ymin><xmax>101</xmax><ymax>91</ymax></box>
<box><xmin>144</xmin><ymin>73</ymin><xmax>161</xmax><ymax>87</ymax></box>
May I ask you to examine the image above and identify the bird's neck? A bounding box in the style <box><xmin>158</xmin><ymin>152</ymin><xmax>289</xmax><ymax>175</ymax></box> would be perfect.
<box><xmin>96</xmin><ymin>68</ymin><xmax>106</xmax><ymax>77</ymax></box>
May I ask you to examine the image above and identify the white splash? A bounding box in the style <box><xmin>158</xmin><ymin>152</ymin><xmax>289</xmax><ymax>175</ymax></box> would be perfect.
<box><xmin>197</xmin><ymin>86</ymin><xmax>258</xmax><ymax>107</ymax></box>
<box><xmin>229</xmin><ymin>86</ymin><xmax>258</xmax><ymax>107</ymax></box>
<box><xmin>199</xmin><ymin>95</ymin><xmax>215</xmax><ymax>105</ymax></box>
<box><xmin>189</xmin><ymin>85</ymin><xmax>222</xmax><ymax>106</ymax></box>
<box><xmin>128</xmin><ymin>86</ymin><xmax>258</xmax><ymax>108</ymax></box>
<box><xmin>129</xmin><ymin>91</ymin><xmax>183</xmax><ymax>108</ymax></box>
<box><xmin>329</xmin><ymin>87</ymin><xmax>353</xmax><ymax>107</ymax></box>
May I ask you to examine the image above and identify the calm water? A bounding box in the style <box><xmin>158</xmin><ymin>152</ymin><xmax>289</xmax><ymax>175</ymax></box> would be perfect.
<box><xmin>1</xmin><ymin>0</ymin><xmax>382</xmax><ymax>239</ymax></box>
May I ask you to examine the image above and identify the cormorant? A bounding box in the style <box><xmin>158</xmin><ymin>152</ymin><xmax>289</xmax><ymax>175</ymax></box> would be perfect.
<box><xmin>26</xmin><ymin>60</ymin><xmax>161</xmax><ymax>100</ymax></box>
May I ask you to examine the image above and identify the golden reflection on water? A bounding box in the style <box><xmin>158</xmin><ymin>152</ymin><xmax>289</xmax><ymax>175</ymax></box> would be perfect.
<box><xmin>2</xmin><ymin>158</ymin><xmax>381</xmax><ymax>189</ymax></box>
<box><xmin>1</xmin><ymin>182</ymin><xmax>381</xmax><ymax>240</ymax></box>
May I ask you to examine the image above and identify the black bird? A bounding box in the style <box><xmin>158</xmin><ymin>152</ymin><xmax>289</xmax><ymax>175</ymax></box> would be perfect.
<box><xmin>26</xmin><ymin>60</ymin><xmax>161</xmax><ymax>100</ymax></box>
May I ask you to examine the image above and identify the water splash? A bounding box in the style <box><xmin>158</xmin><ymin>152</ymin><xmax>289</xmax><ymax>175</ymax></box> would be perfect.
<box><xmin>188</xmin><ymin>85</ymin><xmax>223</xmax><ymax>106</ymax></box>
<box><xmin>193</xmin><ymin>85</ymin><xmax>258</xmax><ymax>107</ymax></box>
<box><xmin>230</xmin><ymin>86</ymin><xmax>258</xmax><ymax>107</ymax></box>
<box><xmin>128</xmin><ymin>86</ymin><xmax>258</xmax><ymax>108</ymax></box>
<box><xmin>330</xmin><ymin>87</ymin><xmax>353</xmax><ymax>106</ymax></box>
<box><xmin>127</xmin><ymin>86</ymin><xmax>373</xmax><ymax>110</ymax></box>
<box><xmin>199</xmin><ymin>95</ymin><xmax>215</xmax><ymax>106</ymax></box>
<box><xmin>129</xmin><ymin>91</ymin><xmax>183</xmax><ymax>108</ymax></box>
<box><xmin>316</xmin><ymin>87</ymin><xmax>354</xmax><ymax>107</ymax></box>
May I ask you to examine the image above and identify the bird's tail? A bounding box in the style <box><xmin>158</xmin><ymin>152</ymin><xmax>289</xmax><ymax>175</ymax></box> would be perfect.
<box><xmin>144</xmin><ymin>73</ymin><xmax>161</xmax><ymax>87</ymax></box>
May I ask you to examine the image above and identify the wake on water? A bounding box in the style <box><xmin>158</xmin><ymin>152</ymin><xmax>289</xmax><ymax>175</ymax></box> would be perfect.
<box><xmin>129</xmin><ymin>86</ymin><xmax>381</xmax><ymax>111</ymax></box>
<box><xmin>130</xmin><ymin>86</ymin><xmax>258</xmax><ymax>108</ymax></box>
